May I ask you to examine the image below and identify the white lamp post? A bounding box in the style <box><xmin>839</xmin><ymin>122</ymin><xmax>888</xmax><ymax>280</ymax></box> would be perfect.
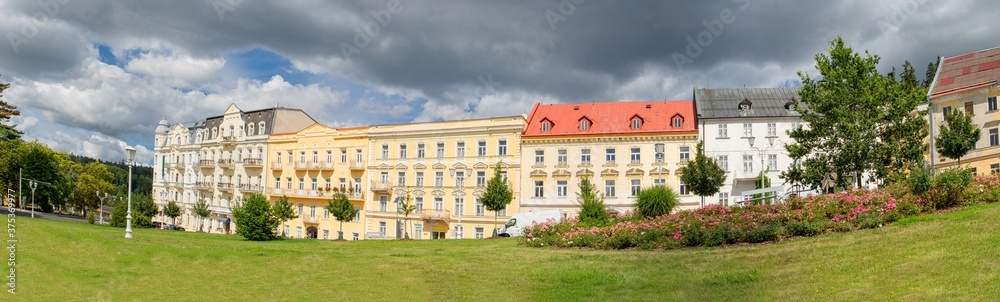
<box><xmin>125</xmin><ymin>146</ymin><xmax>136</xmax><ymax>239</ymax></box>
<box><xmin>29</xmin><ymin>181</ymin><xmax>37</xmax><ymax>218</ymax></box>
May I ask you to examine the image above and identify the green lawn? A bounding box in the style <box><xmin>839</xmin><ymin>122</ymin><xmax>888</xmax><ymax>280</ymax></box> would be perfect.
<box><xmin>13</xmin><ymin>203</ymin><xmax>1000</xmax><ymax>301</ymax></box>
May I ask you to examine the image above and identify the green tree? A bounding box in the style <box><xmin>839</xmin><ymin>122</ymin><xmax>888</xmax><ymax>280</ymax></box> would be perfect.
<box><xmin>576</xmin><ymin>177</ymin><xmax>608</xmax><ymax>225</ymax></box>
<box><xmin>397</xmin><ymin>191</ymin><xmax>417</xmax><ymax>239</ymax></box>
<box><xmin>326</xmin><ymin>193</ymin><xmax>358</xmax><ymax>240</ymax></box>
<box><xmin>753</xmin><ymin>167</ymin><xmax>773</xmax><ymax>204</ymax></box>
<box><xmin>480</xmin><ymin>164</ymin><xmax>513</xmax><ymax>236</ymax></box>
<box><xmin>635</xmin><ymin>185</ymin><xmax>679</xmax><ymax>218</ymax></box>
<box><xmin>271</xmin><ymin>195</ymin><xmax>297</xmax><ymax>237</ymax></box>
<box><xmin>73</xmin><ymin>162</ymin><xmax>115</xmax><ymax>215</ymax></box>
<box><xmin>164</xmin><ymin>201</ymin><xmax>181</xmax><ymax>228</ymax></box>
<box><xmin>193</xmin><ymin>198</ymin><xmax>211</xmax><ymax>232</ymax></box>
<box><xmin>936</xmin><ymin>110</ymin><xmax>980</xmax><ymax>166</ymax></box>
<box><xmin>787</xmin><ymin>36</ymin><xmax>927</xmax><ymax>190</ymax></box>
<box><xmin>679</xmin><ymin>141</ymin><xmax>726</xmax><ymax>207</ymax></box>
<box><xmin>0</xmin><ymin>75</ymin><xmax>22</xmax><ymax>141</ymax></box>
<box><xmin>232</xmin><ymin>193</ymin><xmax>279</xmax><ymax>241</ymax></box>
<box><xmin>923</xmin><ymin>56</ymin><xmax>941</xmax><ymax>89</ymax></box>
<box><xmin>109</xmin><ymin>193</ymin><xmax>155</xmax><ymax>228</ymax></box>
<box><xmin>21</xmin><ymin>141</ymin><xmax>64</xmax><ymax>212</ymax></box>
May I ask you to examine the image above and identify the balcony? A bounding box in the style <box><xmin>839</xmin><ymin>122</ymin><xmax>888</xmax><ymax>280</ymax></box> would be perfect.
<box><xmin>242</xmin><ymin>158</ymin><xmax>263</xmax><ymax>168</ymax></box>
<box><xmin>166</xmin><ymin>182</ymin><xmax>178</xmax><ymax>188</ymax></box>
<box><xmin>302</xmin><ymin>216</ymin><xmax>319</xmax><ymax>224</ymax></box>
<box><xmin>270</xmin><ymin>162</ymin><xmax>283</xmax><ymax>170</ymax></box>
<box><xmin>239</xmin><ymin>184</ymin><xmax>263</xmax><ymax>193</ymax></box>
<box><xmin>371</xmin><ymin>180</ymin><xmax>392</xmax><ymax>192</ymax></box>
<box><xmin>318</xmin><ymin>161</ymin><xmax>334</xmax><ymax>170</ymax></box>
<box><xmin>217</xmin><ymin>182</ymin><xmax>233</xmax><ymax>192</ymax></box>
<box><xmin>208</xmin><ymin>205</ymin><xmax>231</xmax><ymax>214</ymax></box>
<box><xmin>167</xmin><ymin>162</ymin><xmax>181</xmax><ymax>169</ymax></box>
<box><xmin>271</xmin><ymin>188</ymin><xmax>283</xmax><ymax>195</ymax></box>
<box><xmin>221</xmin><ymin>135</ymin><xmax>237</xmax><ymax>145</ymax></box>
<box><xmin>195</xmin><ymin>182</ymin><xmax>213</xmax><ymax>190</ymax></box>
<box><xmin>294</xmin><ymin>161</ymin><xmax>309</xmax><ymax>170</ymax></box>
<box><xmin>199</xmin><ymin>160</ymin><xmax>215</xmax><ymax>169</ymax></box>
<box><xmin>350</xmin><ymin>160</ymin><xmax>365</xmax><ymax>170</ymax></box>
<box><xmin>580</xmin><ymin>160</ymin><xmax>592</xmax><ymax>167</ymax></box>
<box><xmin>678</xmin><ymin>159</ymin><xmax>690</xmax><ymax>166</ymax></box>
<box><xmin>421</xmin><ymin>209</ymin><xmax>451</xmax><ymax>221</ymax></box>
<box><xmin>217</xmin><ymin>159</ymin><xmax>234</xmax><ymax>169</ymax></box>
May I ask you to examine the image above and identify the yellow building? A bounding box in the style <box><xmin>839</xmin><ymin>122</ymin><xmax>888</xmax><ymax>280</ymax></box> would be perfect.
<box><xmin>265</xmin><ymin>124</ymin><xmax>370</xmax><ymax>240</ymax></box>
<box><xmin>365</xmin><ymin>116</ymin><xmax>525</xmax><ymax>239</ymax></box>
<box><xmin>928</xmin><ymin>47</ymin><xmax>1000</xmax><ymax>174</ymax></box>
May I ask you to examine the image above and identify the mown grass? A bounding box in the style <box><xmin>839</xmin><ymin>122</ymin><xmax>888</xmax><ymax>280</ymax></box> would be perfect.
<box><xmin>12</xmin><ymin>202</ymin><xmax>1000</xmax><ymax>301</ymax></box>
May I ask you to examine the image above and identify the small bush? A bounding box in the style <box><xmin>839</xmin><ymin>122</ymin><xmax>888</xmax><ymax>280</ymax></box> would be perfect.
<box><xmin>680</xmin><ymin>227</ymin><xmax>706</xmax><ymax>247</ymax></box>
<box><xmin>931</xmin><ymin>167</ymin><xmax>973</xmax><ymax>210</ymax></box>
<box><xmin>745</xmin><ymin>224</ymin><xmax>780</xmax><ymax>243</ymax></box>
<box><xmin>602</xmin><ymin>231</ymin><xmax>640</xmax><ymax>249</ymax></box>
<box><xmin>635</xmin><ymin>186</ymin><xmax>679</xmax><ymax>218</ymax></box>
<box><xmin>703</xmin><ymin>225</ymin><xmax>740</xmax><ymax>247</ymax></box>
<box><xmin>907</xmin><ymin>164</ymin><xmax>933</xmax><ymax>196</ymax></box>
<box><xmin>577</xmin><ymin>178</ymin><xmax>610</xmax><ymax>225</ymax></box>
<box><xmin>786</xmin><ymin>220</ymin><xmax>825</xmax><ymax>237</ymax></box>
<box><xmin>86</xmin><ymin>212</ymin><xmax>95</xmax><ymax>224</ymax></box>
<box><xmin>829</xmin><ymin>221</ymin><xmax>853</xmax><ymax>232</ymax></box>
<box><xmin>856</xmin><ymin>214</ymin><xmax>886</xmax><ymax>229</ymax></box>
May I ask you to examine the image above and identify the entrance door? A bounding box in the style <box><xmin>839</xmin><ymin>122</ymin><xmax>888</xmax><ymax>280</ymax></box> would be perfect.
<box><xmin>306</xmin><ymin>226</ymin><xmax>318</xmax><ymax>239</ymax></box>
<box><xmin>431</xmin><ymin>231</ymin><xmax>446</xmax><ymax>239</ymax></box>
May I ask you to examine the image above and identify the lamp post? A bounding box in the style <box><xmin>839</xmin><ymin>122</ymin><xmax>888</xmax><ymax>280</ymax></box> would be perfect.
<box><xmin>747</xmin><ymin>136</ymin><xmax>776</xmax><ymax>202</ymax></box>
<box><xmin>96</xmin><ymin>191</ymin><xmax>111</xmax><ymax>224</ymax></box>
<box><xmin>125</xmin><ymin>146</ymin><xmax>136</xmax><ymax>239</ymax></box>
<box><xmin>29</xmin><ymin>181</ymin><xmax>37</xmax><ymax>218</ymax></box>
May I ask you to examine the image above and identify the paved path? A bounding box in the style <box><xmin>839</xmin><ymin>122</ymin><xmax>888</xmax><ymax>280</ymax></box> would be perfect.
<box><xmin>11</xmin><ymin>209</ymin><xmax>90</xmax><ymax>223</ymax></box>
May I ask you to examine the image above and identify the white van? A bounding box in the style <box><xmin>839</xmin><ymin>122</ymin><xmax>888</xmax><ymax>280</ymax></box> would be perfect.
<box><xmin>497</xmin><ymin>209</ymin><xmax>563</xmax><ymax>237</ymax></box>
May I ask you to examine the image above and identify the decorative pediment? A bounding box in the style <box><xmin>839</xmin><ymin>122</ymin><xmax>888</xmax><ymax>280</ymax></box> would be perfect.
<box><xmin>496</xmin><ymin>161</ymin><xmax>512</xmax><ymax>169</ymax></box>
<box><xmin>376</xmin><ymin>163</ymin><xmax>392</xmax><ymax>170</ymax></box>
<box><xmin>626</xmin><ymin>168</ymin><xmax>645</xmax><ymax>176</ymax></box>
<box><xmin>412</xmin><ymin>189</ymin><xmax>425</xmax><ymax>196</ymax></box>
<box><xmin>394</xmin><ymin>163</ymin><xmax>408</xmax><ymax>170</ymax></box>
<box><xmin>576</xmin><ymin>169</ymin><xmax>594</xmax><ymax>177</ymax></box>
<box><xmin>530</xmin><ymin>170</ymin><xmax>548</xmax><ymax>177</ymax></box>
<box><xmin>224</xmin><ymin>103</ymin><xmax>242</xmax><ymax>115</ymax></box>
<box><xmin>432</xmin><ymin>189</ymin><xmax>446</xmax><ymax>197</ymax></box>
<box><xmin>552</xmin><ymin>169</ymin><xmax>571</xmax><ymax>177</ymax></box>
<box><xmin>601</xmin><ymin>168</ymin><xmax>619</xmax><ymax>176</ymax></box>
<box><xmin>649</xmin><ymin>167</ymin><xmax>670</xmax><ymax>176</ymax></box>
<box><xmin>451</xmin><ymin>190</ymin><xmax>467</xmax><ymax>197</ymax></box>
<box><xmin>413</xmin><ymin>163</ymin><xmax>427</xmax><ymax>170</ymax></box>
<box><xmin>473</xmin><ymin>162</ymin><xmax>490</xmax><ymax>169</ymax></box>
<box><xmin>473</xmin><ymin>189</ymin><xmax>485</xmax><ymax>197</ymax></box>
<box><xmin>452</xmin><ymin>163</ymin><xmax>468</xmax><ymax>170</ymax></box>
<box><xmin>432</xmin><ymin>163</ymin><xmax>447</xmax><ymax>170</ymax></box>
<box><xmin>393</xmin><ymin>188</ymin><xmax>407</xmax><ymax>195</ymax></box>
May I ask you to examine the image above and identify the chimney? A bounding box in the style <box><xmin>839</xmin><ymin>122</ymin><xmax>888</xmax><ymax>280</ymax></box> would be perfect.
<box><xmin>645</xmin><ymin>104</ymin><xmax>651</xmax><ymax>109</ymax></box>
<box><xmin>573</xmin><ymin>106</ymin><xmax>579</xmax><ymax>110</ymax></box>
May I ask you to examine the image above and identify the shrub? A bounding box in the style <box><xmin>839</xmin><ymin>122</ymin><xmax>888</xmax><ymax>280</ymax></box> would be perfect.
<box><xmin>931</xmin><ymin>167</ymin><xmax>973</xmax><ymax>210</ymax></box>
<box><xmin>907</xmin><ymin>163</ymin><xmax>933</xmax><ymax>196</ymax></box>
<box><xmin>577</xmin><ymin>178</ymin><xmax>610</xmax><ymax>225</ymax></box>
<box><xmin>232</xmin><ymin>193</ymin><xmax>279</xmax><ymax>241</ymax></box>
<box><xmin>703</xmin><ymin>225</ymin><xmax>740</xmax><ymax>247</ymax></box>
<box><xmin>86</xmin><ymin>212</ymin><xmax>95</xmax><ymax>224</ymax></box>
<box><xmin>829</xmin><ymin>221</ymin><xmax>853</xmax><ymax>233</ymax></box>
<box><xmin>635</xmin><ymin>186</ymin><xmax>679</xmax><ymax>218</ymax></box>
<box><xmin>680</xmin><ymin>227</ymin><xmax>706</xmax><ymax>247</ymax></box>
<box><xmin>786</xmin><ymin>220</ymin><xmax>825</xmax><ymax>237</ymax></box>
<box><xmin>855</xmin><ymin>214</ymin><xmax>885</xmax><ymax>229</ymax></box>
<box><xmin>745</xmin><ymin>224</ymin><xmax>780</xmax><ymax>243</ymax></box>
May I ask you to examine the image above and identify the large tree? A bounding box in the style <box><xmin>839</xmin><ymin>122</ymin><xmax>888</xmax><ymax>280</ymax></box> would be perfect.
<box><xmin>193</xmin><ymin>198</ymin><xmax>211</xmax><ymax>232</ymax></box>
<box><xmin>164</xmin><ymin>201</ymin><xmax>181</xmax><ymax>228</ymax></box>
<box><xmin>0</xmin><ymin>75</ymin><xmax>22</xmax><ymax>141</ymax></box>
<box><xmin>785</xmin><ymin>37</ymin><xmax>927</xmax><ymax>190</ymax></box>
<box><xmin>923</xmin><ymin>56</ymin><xmax>941</xmax><ymax>89</ymax></box>
<box><xmin>326</xmin><ymin>193</ymin><xmax>358</xmax><ymax>240</ymax></box>
<box><xmin>232</xmin><ymin>193</ymin><xmax>279</xmax><ymax>241</ymax></box>
<box><xmin>73</xmin><ymin>161</ymin><xmax>115</xmax><ymax>215</ymax></box>
<box><xmin>936</xmin><ymin>110</ymin><xmax>980</xmax><ymax>166</ymax></box>
<box><xmin>480</xmin><ymin>164</ymin><xmax>513</xmax><ymax>236</ymax></box>
<box><xmin>271</xmin><ymin>195</ymin><xmax>297</xmax><ymax>237</ymax></box>
<box><xmin>678</xmin><ymin>141</ymin><xmax>726</xmax><ymax>207</ymax></box>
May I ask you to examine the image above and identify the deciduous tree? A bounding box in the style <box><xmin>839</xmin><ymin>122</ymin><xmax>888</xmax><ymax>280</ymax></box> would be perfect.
<box><xmin>936</xmin><ymin>110</ymin><xmax>980</xmax><ymax>166</ymax></box>
<box><xmin>232</xmin><ymin>193</ymin><xmax>279</xmax><ymax>241</ymax></box>
<box><xmin>327</xmin><ymin>193</ymin><xmax>358</xmax><ymax>240</ymax></box>
<box><xmin>271</xmin><ymin>195</ymin><xmax>297</xmax><ymax>237</ymax></box>
<box><xmin>480</xmin><ymin>164</ymin><xmax>513</xmax><ymax>236</ymax></box>
<box><xmin>679</xmin><ymin>141</ymin><xmax>726</xmax><ymax>207</ymax></box>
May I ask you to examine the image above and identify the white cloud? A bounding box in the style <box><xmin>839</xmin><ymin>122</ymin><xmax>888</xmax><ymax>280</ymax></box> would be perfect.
<box><xmin>124</xmin><ymin>51</ymin><xmax>226</xmax><ymax>89</ymax></box>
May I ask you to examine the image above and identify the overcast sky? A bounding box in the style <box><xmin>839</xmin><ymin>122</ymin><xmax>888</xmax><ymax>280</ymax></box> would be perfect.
<box><xmin>1</xmin><ymin>0</ymin><xmax>997</xmax><ymax>164</ymax></box>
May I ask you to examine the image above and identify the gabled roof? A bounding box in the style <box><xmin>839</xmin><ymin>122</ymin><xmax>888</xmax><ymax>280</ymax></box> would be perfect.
<box><xmin>522</xmin><ymin>101</ymin><xmax>696</xmax><ymax>137</ymax></box>
<box><xmin>693</xmin><ymin>88</ymin><xmax>801</xmax><ymax>119</ymax></box>
<box><xmin>930</xmin><ymin>46</ymin><xmax>1000</xmax><ymax>98</ymax></box>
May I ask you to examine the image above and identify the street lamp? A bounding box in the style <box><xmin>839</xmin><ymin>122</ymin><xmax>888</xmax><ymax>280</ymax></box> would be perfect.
<box><xmin>96</xmin><ymin>191</ymin><xmax>111</xmax><ymax>224</ymax></box>
<box><xmin>29</xmin><ymin>181</ymin><xmax>37</xmax><ymax>218</ymax></box>
<box><xmin>125</xmin><ymin>146</ymin><xmax>136</xmax><ymax>239</ymax></box>
<box><xmin>747</xmin><ymin>136</ymin><xmax>777</xmax><ymax>202</ymax></box>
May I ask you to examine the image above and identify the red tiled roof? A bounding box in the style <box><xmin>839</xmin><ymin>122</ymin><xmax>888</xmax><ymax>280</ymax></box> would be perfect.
<box><xmin>931</xmin><ymin>46</ymin><xmax>1000</xmax><ymax>98</ymax></box>
<box><xmin>523</xmin><ymin>101</ymin><xmax>697</xmax><ymax>137</ymax></box>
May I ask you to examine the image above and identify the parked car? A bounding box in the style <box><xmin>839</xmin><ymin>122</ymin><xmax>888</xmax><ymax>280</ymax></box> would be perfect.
<box><xmin>152</xmin><ymin>222</ymin><xmax>163</xmax><ymax>228</ymax></box>
<box><xmin>166</xmin><ymin>225</ymin><xmax>185</xmax><ymax>231</ymax></box>
<box><xmin>497</xmin><ymin>209</ymin><xmax>563</xmax><ymax>237</ymax></box>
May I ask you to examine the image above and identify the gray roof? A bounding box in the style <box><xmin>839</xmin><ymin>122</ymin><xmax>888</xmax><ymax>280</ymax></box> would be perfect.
<box><xmin>694</xmin><ymin>88</ymin><xmax>802</xmax><ymax>119</ymax></box>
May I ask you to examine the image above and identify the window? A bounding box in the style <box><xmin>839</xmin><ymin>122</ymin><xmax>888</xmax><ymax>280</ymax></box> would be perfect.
<box><xmin>454</xmin><ymin>198</ymin><xmax>464</xmax><ymax>215</ymax></box>
<box><xmin>654</xmin><ymin>144</ymin><xmax>664</xmax><ymax>163</ymax></box>
<box><xmin>580</xmin><ymin>119</ymin><xmax>589</xmax><ymax>130</ymax></box>
<box><xmin>630</xmin><ymin>147</ymin><xmax>641</xmax><ymax>164</ymax></box>
<box><xmin>475</xmin><ymin>227</ymin><xmax>485</xmax><ymax>239</ymax></box>
<box><xmin>416</xmin><ymin>172</ymin><xmax>424</xmax><ymax>187</ymax></box>
<box><xmin>436</xmin><ymin>143</ymin><xmax>445</xmax><ymax>158</ymax></box>
<box><xmin>311</xmin><ymin>178</ymin><xmax>317</xmax><ymax>191</ymax></box>
<box><xmin>767</xmin><ymin>123</ymin><xmax>777</xmax><ymax>137</ymax></box>
<box><xmin>298</xmin><ymin>203</ymin><xmax>304</xmax><ymax>216</ymax></box>
<box><xmin>286</xmin><ymin>178</ymin><xmax>292</xmax><ymax>190</ymax></box>
<box><xmin>298</xmin><ymin>178</ymin><xmax>305</xmax><ymax>190</ymax></box>
<box><xmin>679</xmin><ymin>180</ymin><xmax>688</xmax><ymax>195</ymax></box>
<box><xmin>535</xmin><ymin>150</ymin><xmax>545</xmax><ymax>165</ymax></box>
<box><xmin>341</xmin><ymin>150</ymin><xmax>347</xmax><ymax>163</ymax></box>
<box><xmin>720</xmin><ymin>192</ymin><xmax>730</xmax><ymax>206</ymax></box>
<box><xmin>965</xmin><ymin>101</ymin><xmax>974</xmax><ymax>116</ymax></box>
<box><xmin>433</xmin><ymin>197</ymin><xmax>443</xmax><ymax>210</ymax></box>
<box><xmin>274</xmin><ymin>178</ymin><xmax>280</xmax><ymax>190</ymax></box>
<box><xmin>556</xmin><ymin>180</ymin><xmax>567</xmax><ymax>197</ymax></box>
<box><xmin>768</xmin><ymin>154</ymin><xmax>778</xmax><ymax>171</ymax></box>
<box><xmin>542</xmin><ymin>121</ymin><xmax>551</xmax><ymax>132</ymax></box>
<box><xmin>498</xmin><ymin>139</ymin><xmax>507</xmax><ymax>156</ymax></box>
<box><xmin>339</xmin><ymin>178</ymin><xmax>346</xmax><ymax>190</ymax></box>
<box><xmin>743</xmin><ymin>155</ymin><xmax>754</xmax><ymax>173</ymax></box>
<box><xmin>455</xmin><ymin>171</ymin><xmax>465</xmax><ymax>187</ymax></box>
<box><xmin>399</xmin><ymin>144</ymin><xmax>407</xmax><ymax>159</ymax></box>
<box><xmin>534</xmin><ymin>180</ymin><xmax>544</xmax><ymax>197</ymax></box>
<box><xmin>310</xmin><ymin>204</ymin><xmax>316</xmax><ymax>218</ymax></box>
<box><xmin>943</xmin><ymin>106</ymin><xmax>952</xmax><ymax>117</ymax></box>
<box><xmin>718</xmin><ymin>155</ymin><xmax>729</xmax><ymax>171</ymax></box>
<box><xmin>605</xmin><ymin>180</ymin><xmax>615</xmax><ymax>197</ymax></box>
<box><xmin>284</xmin><ymin>226</ymin><xmax>290</xmax><ymax>237</ymax></box>
<box><xmin>630</xmin><ymin>179</ymin><xmax>641</xmax><ymax>196</ymax></box>
<box><xmin>679</xmin><ymin>146</ymin><xmax>690</xmax><ymax>162</ymax></box>
<box><xmin>417</xmin><ymin>143</ymin><xmax>425</xmax><ymax>158</ymax></box>
<box><xmin>322</xmin><ymin>229</ymin><xmax>329</xmax><ymax>240</ymax></box>
<box><xmin>991</xmin><ymin>164</ymin><xmax>1000</xmax><ymax>174</ymax></box>
<box><xmin>355</xmin><ymin>149</ymin><xmax>363</xmax><ymax>163</ymax></box>
<box><xmin>653</xmin><ymin>178</ymin><xmax>665</xmax><ymax>187</ymax></box>
<box><xmin>718</xmin><ymin>124</ymin><xmax>728</xmax><ymax>138</ymax></box>
<box><xmin>971</xmin><ymin>168</ymin><xmax>977</xmax><ymax>175</ymax></box>
<box><xmin>991</xmin><ymin>128</ymin><xmax>999</xmax><ymax>147</ymax></box>
<box><xmin>397</xmin><ymin>172</ymin><xmax>406</xmax><ymax>187</ymax></box>
<box><xmin>435</xmin><ymin>172</ymin><xmax>444</xmax><ymax>187</ymax></box>
<box><xmin>415</xmin><ymin>197</ymin><xmax>424</xmax><ymax>212</ymax></box>
<box><xmin>990</xmin><ymin>97</ymin><xmax>998</xmax><ymax>112</ymax></box>
<box><xmin>476</xmin><ymin>171</ymin><xmax>486</xmax><ymax>187</ymax></box>
<box><xmin>672</xmin><ymin>117</ymin><xmax>683</xmax><ymax>128</ymax></box>
<box><xmin>326</xmin><ymin>151</ymin><xmax>332</xmax><ymax>163</ymax></box>
<box><xmin>454</xmin><ymin>225</ymin><xmax>464</xmax><ymax>239</ymax></box>
<box><xmin>379</xmin><ymin>196</ymin><xmax>388</xmax><ymax>212</ymax></box>
<box><xmin>743</xmin><ymin>123</ymin><xmax>753</xmax><ymax>137</ymax></box>
<box><xmin>259</xmin><ymin>122</ymin><xmax>266</xmax><ymax>134</ymax></box>
<box><xmin>606</xmin><ymin>148</ymin><xmax>616</xmax><ymax>164</ymax></box>
<box><xmin>378</xmin><ymin>221</ymin><xmax>386</xmax><ymax>236</ymax></box>
<box><xmin>457</xmin><ymin>142</ymin><xmax>466</xmax><ymax>158</ymax></box>
<box><xmin>477</xmin><ymin>141</ymin><xmax>487</xmax><ymax>156</ymax></box>
<box><xmin>381</xmin><ymin>145</ymin><xmax>389</xmax><ymax>159</ymax></box>
<box><xmin>475</xmin><ymin>199</ymin><xmax>485</xmax><ymax>216</ymax></box>
<box><xmin>632</xmin><ymin>118</ymin><xmax>642</xmax><ymax>129</ymax></box>
<box><xmin>557</xmin><ymin>149</ymin><xmax>567</xmax><ymax>165</ymax></box>
<box><xmin>288</xmin><ymin>152</ymin><xmax>293</xmax><ymax>163</ymax></box>
<box><xmin>581</xmin><ymin>149</ymin><xmax>591</xmax><ymax>165</ymax></box>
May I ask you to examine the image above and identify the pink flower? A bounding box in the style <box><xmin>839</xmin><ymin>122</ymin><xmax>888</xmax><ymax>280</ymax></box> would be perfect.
<box><xmin>673</xmin><ymin>233</ymin><xmax>682</xmax><ymax>240</ymax></box>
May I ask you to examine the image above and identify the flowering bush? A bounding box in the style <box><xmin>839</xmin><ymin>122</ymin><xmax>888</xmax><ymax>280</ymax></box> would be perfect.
<box><xmin>523</xmin><ymin>168</ymin><xmax>999</xmax><ymax>250</ymax></box>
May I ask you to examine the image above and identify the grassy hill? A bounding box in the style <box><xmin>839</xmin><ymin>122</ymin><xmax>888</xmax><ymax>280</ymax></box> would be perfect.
<box><xmin>14</xmin><ymin>203</ymin><xmax>1000</xmax><ymax>301</ymax></box>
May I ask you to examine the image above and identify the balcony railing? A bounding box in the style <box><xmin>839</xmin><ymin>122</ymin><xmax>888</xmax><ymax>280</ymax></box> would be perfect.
<box><xmin>421</xmin><ymin>209</ymin><xmax>451</xmax><ymax>221</ymax></box>
<box><xmin>294</xmin><ymin>161</ymin><xmax>309</xmax><ymax>170</ymax></box>
<box><xmin>270</xmin><ymin>162</ymin><xmax>283</xmax><ymax>170</ymax></box>
<box><xmin>217</xmin><ymin>182</ymin><xmax>233</xmax><ymax>191</ymax></box>
<box><xmin>371</xmin><ymin>180</ymin><xmax>392</xmax><ymax>192</ymax></box>
<box><xmin>350</xmin><ymin>160</ymin><xmax>365</xmax><ymax>170</ymax></box>
<box><xmin>580</xmin><ymin>160</ymin><xmax>591</xmax><ymax>166</ymax></box>
<box><xmin>302</xmin><ymin>216</ymin><xmax>318</xmax><ymax>223</ymax></box>
<box><xmin>242</xmin><ymin>158</ymin><xmax>263</xmax><ymax>167</ymax></box>
<box><xmin>318</xmin><ymin>161</ymin><xmax>334</xmax><ymax>170</ymax></box>
<box><xmin>271</xmin><ymin>188</ymin><xmax>283</xmax><ymax>195</ymax></box>
<box><xmin>238</xmin><ymin>184</ymin><xmax>262</xmax><ymax>193</ymax></box>
<box><xmin>195</xmin><ymin>182</ymin><xmax>213</xmax><ymax>190</ymax></box>
<box><xmin>199</xmin><ymin>160</ymin><xmax>215</xmax><ymax>168</ymax></box>
<box><xmin>221</xmin><ymin>136</ymin><xmax>237</xmax><ymax>144</ymax></box>
<box><xmin>217</xmin><ymin>159</ymin><xmax>234</xmax><ymax>168</ymax></box>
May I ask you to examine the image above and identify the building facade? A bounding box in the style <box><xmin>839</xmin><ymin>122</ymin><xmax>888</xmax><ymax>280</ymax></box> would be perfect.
<box><xmin>928</xmin><ymin>47</ymin><xmax>1000</xmax><ymax>174</ymax></box>
<box><xmin>519</xmin><ymin>101</ymin><xmax>700</xmax><ymax>215</ymax></box>
<box><xmin>265</xmin><ymin>124</ymin><xmax>370</xmax><ymax>240</ymax></box>
<box><xmin>153</xmin><ymin>104</ymin><xmax>315</xmax><ymax>233</ymax></box>
<box><xmin>694</xmin><ymin>88</ymin><xmax>804</xmax><ymax>206</ymax></box>
<box><xmin>365</xmin><ymin>116</ymin><xmax>525</xmax><ymax>239</ymax></box>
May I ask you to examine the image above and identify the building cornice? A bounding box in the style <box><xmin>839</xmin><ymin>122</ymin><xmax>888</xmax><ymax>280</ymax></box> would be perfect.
<box><xmin>521</xmin><ymin>133</ymin><xmax>698</xmax><ymax>145</ymax></box>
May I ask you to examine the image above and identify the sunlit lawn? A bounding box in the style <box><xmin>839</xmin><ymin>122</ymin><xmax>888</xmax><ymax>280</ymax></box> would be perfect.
<box><xmin>14</xmin><ymin>202</ymin><xmax>1000</xmax><ymax>301</ymax></box>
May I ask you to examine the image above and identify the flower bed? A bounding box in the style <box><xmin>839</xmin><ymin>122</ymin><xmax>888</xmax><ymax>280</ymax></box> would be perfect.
<box><xmin>524</xmin><ymin>169</ymin><xmax>1000</xmax><ymax>250</ymax></box>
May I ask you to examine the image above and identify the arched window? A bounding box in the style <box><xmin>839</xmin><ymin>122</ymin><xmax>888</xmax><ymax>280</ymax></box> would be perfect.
<box><xmin>259</xmin><ymin>122</ymin><xmax>266</xmax><ymax>134</ymax></box>
<box><xmin>248</xmin><ymin>123</ymin><xmax>255</xmax><ymax>136</ymax></box>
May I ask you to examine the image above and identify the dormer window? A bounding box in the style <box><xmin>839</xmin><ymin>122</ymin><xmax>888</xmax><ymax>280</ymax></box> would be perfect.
<box><xmin>579</xmin><ymin>117</ymin><xmax>592</xmax><ymax>131</ymax></box>
<box><xmin>631</xmin><ymin>117</ymin><xmax>642</xmax><ymax>129</ymax></box>
<box><xmin>785</xmin><ymin>99</ymin><xmax>796</xmax><ymax>114</ymax></box>
<box><xmin>672</xmin><ymin>115</ymin><xmax>684</xmax><ymax>128</ymax></box>
<box><xmin>739</xmin><ymin>98</ymin><xmax>752</xmax><ymax>111</ymax></box>
<box><xmin>541</xmin><ymin>119</ymin><xmax>552</xmax><ymax>132</ymax></box>
<box><xmin>259</xmin><ymin>122</ymin><xmax>266</xmax><ymax>134</ymax></box>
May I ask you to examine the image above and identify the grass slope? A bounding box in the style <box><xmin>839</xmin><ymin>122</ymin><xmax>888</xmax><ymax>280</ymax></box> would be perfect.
<box><xmin>14</xmin><ymin>203</ymin><xmax>1000</xmax><ymax>301</ymax></box>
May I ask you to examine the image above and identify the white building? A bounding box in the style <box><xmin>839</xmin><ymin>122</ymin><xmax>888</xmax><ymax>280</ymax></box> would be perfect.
<box><xmin>694</xmin><ymin>88</ymin><xmax>803</xmax><ymax>206</ymax></box>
